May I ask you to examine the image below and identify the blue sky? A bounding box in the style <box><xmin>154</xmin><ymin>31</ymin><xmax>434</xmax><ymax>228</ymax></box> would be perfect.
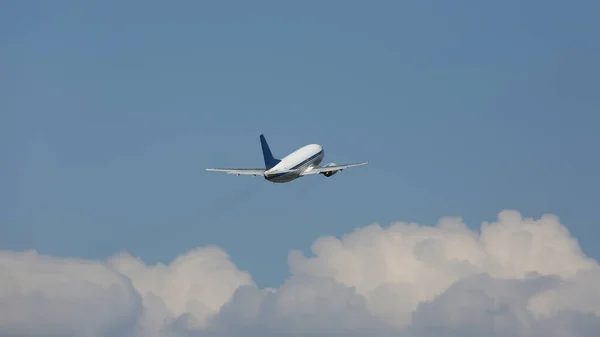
<box><xmin>2</xmin><ymin>1</ymin><xmax>599</xmax><ymax>287</ymax></box>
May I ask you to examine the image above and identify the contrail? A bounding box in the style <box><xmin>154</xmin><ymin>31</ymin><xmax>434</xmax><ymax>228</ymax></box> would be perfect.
<box><xmin>157</xmin><ymin>179</ymin><xmax>266</xmax><ymax>248</ymax></box>
<box><xmin>204</xmin><ymin>179</ymin><xmax>266</xmax><ymax>220</ymax></box>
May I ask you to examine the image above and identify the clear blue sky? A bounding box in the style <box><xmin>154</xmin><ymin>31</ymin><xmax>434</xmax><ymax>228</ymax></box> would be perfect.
<box><xmin>2</xmin><ymin>1</ymin><xmax>599</xmax><ymax>287</ymax></box>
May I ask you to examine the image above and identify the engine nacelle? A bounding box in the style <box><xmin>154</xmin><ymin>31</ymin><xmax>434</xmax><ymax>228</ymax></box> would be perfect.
<box><xmin>321</xmin><ymin>163</ymin><xmax>339</xmax><ymax>177</ymax></box>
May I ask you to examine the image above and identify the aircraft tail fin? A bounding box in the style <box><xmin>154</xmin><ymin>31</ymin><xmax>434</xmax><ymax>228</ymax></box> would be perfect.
<box><xmin>260</xmin><ymin>134</ymin><xmax>280</xmax><ymax>169</ymax></box>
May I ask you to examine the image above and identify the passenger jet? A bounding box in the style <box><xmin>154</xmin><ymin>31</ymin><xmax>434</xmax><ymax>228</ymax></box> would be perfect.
<box><xmin>206</xmin><ymin>134</ymin><xmax>368</xmax><ymax>183</ymax></box>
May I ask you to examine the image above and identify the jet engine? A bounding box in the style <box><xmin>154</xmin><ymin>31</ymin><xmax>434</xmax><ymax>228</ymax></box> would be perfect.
<box><xmin>321</xmin><ymin>163</ymin><xmax>339</xmax><ymax>177</ymax></box>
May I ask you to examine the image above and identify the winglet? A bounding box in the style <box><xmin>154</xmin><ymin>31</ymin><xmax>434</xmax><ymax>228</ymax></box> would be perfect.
<box><xmin>260</xmin><ymin>134</ymin><xmax>281</xmax><ymax>169</ymax></box>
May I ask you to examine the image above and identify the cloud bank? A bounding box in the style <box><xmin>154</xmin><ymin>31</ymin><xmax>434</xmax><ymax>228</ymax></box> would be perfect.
<box><xmin>1</xmin><ymin>210</ymin><xmax>600</xmax><ymax>337</ymax></box>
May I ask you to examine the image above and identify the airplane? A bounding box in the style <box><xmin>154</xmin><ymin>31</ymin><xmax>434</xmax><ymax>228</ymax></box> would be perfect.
<box><xmin>205</xmin><ymin>134</ymin><xmax>368</xmax><ymax>183</ymax></box>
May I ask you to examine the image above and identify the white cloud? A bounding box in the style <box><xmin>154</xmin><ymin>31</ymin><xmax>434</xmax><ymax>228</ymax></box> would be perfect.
<box><xmin>0</xmin><ymin>246</ymin><xmax>252</xmax><ymax>337</ymax></box>
<box><xmin>1</xmin><ymin>210</ymin><xmax>599</xmax><ymax>337</ymax></box>
<box><xmin>108</xmin><ymin>246</ymin><xmax>254</xmax><ymax>334</ymax></box>
<box><xmin>0</xmin><ymin>250</ymin><xmax>142</xmax><ymax>337</ymax></box>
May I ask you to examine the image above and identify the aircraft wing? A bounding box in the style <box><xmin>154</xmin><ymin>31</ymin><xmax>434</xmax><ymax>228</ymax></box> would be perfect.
<box><xmin>300</xmin><ymin>162</ymin><xmax>368</xmax><ymax>175</ymax></box>
<box><xmin>205</xmin><ymin>168</ymin><xmax>265</xmax><ymax>175</ymax></box>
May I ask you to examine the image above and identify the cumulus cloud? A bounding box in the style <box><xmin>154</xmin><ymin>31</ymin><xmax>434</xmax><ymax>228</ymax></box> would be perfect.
<box><xmin>0</xmin><ymin>246</ymin><xmax>253</xmax><ymax>337</ymax></box>
<box><xmin>1</xmin><ymin>210</ymin><xmax>599</xmax><ymax>337</ymax></box>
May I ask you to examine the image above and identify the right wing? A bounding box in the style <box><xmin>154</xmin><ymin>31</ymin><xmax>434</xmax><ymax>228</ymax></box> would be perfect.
<box><xmin>205</xmin><ymin>168</ymin><xmax>265</xmax><ymax>176</ymax></box>
<box><xmin>300</xmin><ymin>161</ymin><xmax>368</xmax><ymax>175</ymax></box>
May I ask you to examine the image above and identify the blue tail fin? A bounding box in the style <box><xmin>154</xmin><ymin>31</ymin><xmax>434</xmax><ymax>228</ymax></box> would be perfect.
<box><xmin>260</xmin><ymin>134</ymin><xmax>280</xmax><ymax>169</ymax></box>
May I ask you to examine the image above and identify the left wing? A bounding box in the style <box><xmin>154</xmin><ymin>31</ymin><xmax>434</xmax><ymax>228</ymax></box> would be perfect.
<box><xmin>300</xmin><ymin>162</ymin><xmax>368</xmax><ymax>175</ymax></box>
<box><xmin>205</xmin><ymin>168</ymin><xmax>265</xmax><ymax>176</ymax></box>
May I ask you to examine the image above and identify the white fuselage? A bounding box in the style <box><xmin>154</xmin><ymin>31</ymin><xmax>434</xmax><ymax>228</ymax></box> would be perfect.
<box><xmin>263</xmin><ymin>144</ymin><xmax>324</xmax><ymax>183</ymax></box>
